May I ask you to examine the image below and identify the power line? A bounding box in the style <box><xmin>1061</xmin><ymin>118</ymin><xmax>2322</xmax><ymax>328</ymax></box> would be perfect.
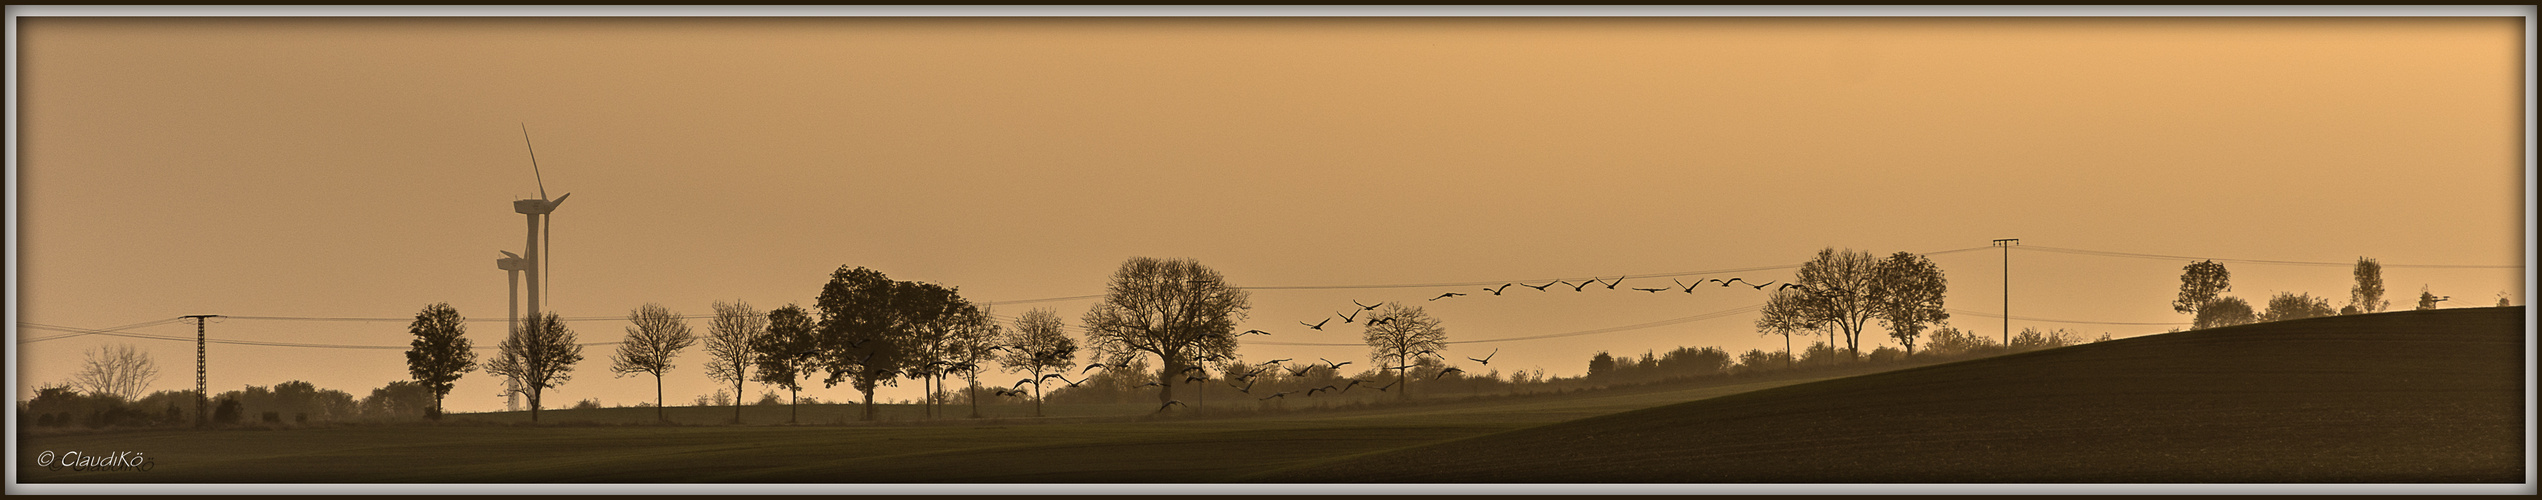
<box><xmin>1945</xmin><ymin>308</ymin><xmax>2188</xmax><ymax>326</ymax></box>
<box><xmin>16</xmin><ymin>323</ymin><xmax>624</xmax><ymax>350</ymax></box>
<box><xmin>2015</xmin><ymin>245</ymin><xmax>2518</xmax><ymax>269</ymax></box>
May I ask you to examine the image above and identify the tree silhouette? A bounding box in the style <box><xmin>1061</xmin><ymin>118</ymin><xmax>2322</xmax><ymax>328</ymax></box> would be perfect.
<box><xmin>1796</xmin><ymin>247</ymin><xmax>1879</xmax><ymax>362</ymax></box>
<box><xmin>2258</xmin><ymin>292</ymin><xmax>2336</xmax><ymax>323</ymax></box>
<box><xmin>749</xmin><ymin>304</ymin><xmax>821</xmax><ymax>423</ymax></box>
<box><xmin>1080</xmin><ymin>257</ymin><xmax>1251</xmax><ymax>409</ymax></box>
<box><xmin>2350</xmin><ymin>257</ymin><xmax>2388</xmax><ymax>314</ymax></box>
<box><xmin>73</xmin><ymin>343</ymin><xmax>159</xmax><ymax>401</ymax></box>
<box><xmin>611</xmin><ymin>303</ymin><xmax>697</xmax><ymax>423</ymax></box>
<box><xmin>703</xmin><ymin>300</ymin><xmax>766</xmax><ymax>424</ymax></box>
<box><xmin>2192</xmin><ymin>296</ymin><xmax>2256</xmax><ymax>330</ymax></box>
<box><xmin>2174</xmin><ymin>260</ymin><xmax>2232</xmax><ymax>315</ymax></box>
<box><xmin>1871</xmin><ymin>252</ymin><xmax>1949</xmax><ymax>357</ymax></box>
<box><xmin>2415</xmin><ymin>285</ymin><xmax>2445</xmax><ymax>310</ymax></box>
<box><xmin>1362</xmin><ymin>302</ymin><xmax>1446</xmax><ymax>401</ymax></box>
<box><xmin>946</xmin><ymin>304</ymin><xmax>1003</xmax><ymax>419</ymax></box>
<box><xmin>812</xmin><ymin>266</ymin><xmax>969</xmax><ymax>421</ymax></box>
<box><xmin>403</xmin><ymin>302</ymin><xmax>476</xmax><ymax>420</ymax></box>
<box><xmin>999</xmin><ymin>308</ymin><xmax>1077</xmax><ymax>417</ymax></box>
<box><xmin>486</xmin><ymin>312</ymin><xmax>583</xmax><ymax>423</ymax></box>
<box><xmin>1587</xmin><ymin>351</ymin><xmax>1617</xmax><ymax>381</ymax></box>
<box><xmin>1755</xmin><ymin>288</ymin><xmax>1818</xmax><ymax>370</ymax></box>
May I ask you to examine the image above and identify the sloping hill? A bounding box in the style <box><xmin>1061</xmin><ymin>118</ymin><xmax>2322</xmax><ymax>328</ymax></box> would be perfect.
<box><xmin>1259</xmin><ymin>307</ymin><xmax>2527</xmax><ymax>483</ymax></box>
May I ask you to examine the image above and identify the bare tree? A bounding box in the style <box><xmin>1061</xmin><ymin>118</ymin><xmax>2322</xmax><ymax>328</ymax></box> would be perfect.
<box><xmin>1000</xmin><ymin>308</ymin><xmax>1077</xmax><ymax>417</ymax></box>
<box><xmin>2351</xmin><ymin>257</ymin><xmax>2388</xmax><ymax>314</ymax></box>
<box><xmin>1796</xmin><ymin>247</ymin><xmax>1879</xmax><ymax>362</ymax></box>
<box><xmin>1872</xmin><ymin>252</ymin><xmax>1949</xmax><ymax>357</ymax></box>
<box><xmin>486</xmin><ymin>312</ymin><xmax>584</xmax><ymax>423</ymax></box>
<box><xmin>946</xmin><ymin>304</ymin><xmax>1003</xmax><ymax>419</ymax></box>
<box><xmin>1080</xmin><ymin>257</ymin><xmax>1252</xmax><ymax>409</ymax></box>
<box><xmin>612</xmin><ymin>303</ymin><xmax>698</xmax><ymax>423</ymax></box>
<box><xmin>403</xmin><ymin>302</ymin><xmax>477</xmax><ymax>420</ymax></box>
<box><xmin>74</xmin><ymin>344</ymin><xmax>159</xmax><ymax>401</ymax></box>
<box><xmin>704</xmin><ymin>300</ymin><xmax>766</xmax><ymax>424</ymax></box>
<box><xmin>1362</xmin><ymin>302</ymin><xmax>1445</xmax><ymax>401</ymax></box>
<box><xmin>1755</xmin><ymin>288</ymin><xmax>1819</xmax><ymax>369</ymax></box>
<box><xmin>2174</xmin><ymin>260</ymin><xmax>2232</xmax><ymax>315</ymax></box>
<box><xmin>750</xmin><ymin>304</ymin><xmax>821</xmax><ymax>423</ymax></box>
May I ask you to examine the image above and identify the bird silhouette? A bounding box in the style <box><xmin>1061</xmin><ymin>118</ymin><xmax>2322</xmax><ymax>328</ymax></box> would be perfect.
<box><xmin>1778</xmin><ymin>283</ymin><xmax>1808</xmax><ymax>291</ymax></box>
<box><xmin>1675</xmin><ymin>278</ymin><xmax>1700</xmax><ymax>293</ymax></box>
<box><xmin>1468</xmin><ymin>348</ymin><xmax>1498</xmax><ymax>365</ymax></box>
<box><xmin>1384</xmin><ymin>364</ymin><xmax>1417</xmax><ymax>371</ymax></box>
<box><xmin>1259</xmin><ymin>392</ymin><xmax>1289</xmax><ymax>401</ymax></box>
<box><xmin>1430</xmin><ymin>292</ymin><xmax>1467</xmax><ymax>301</ymax></box>
<box><xmin>1522</xmin><ymin>281</ymin><xmax>1558</xmax><ymax>291</ymax></box>
<box><xmin>1259</xmin><ymin>358</ymin><xmax>1292</xmax><ymax>366</ymax></box>
<box><xmin>1372</xmin><ymin>380</ymin><xmax>1400</xmax><ymax>392</ymax></box>
<box><xmin>1604</xmin><ymin>275</ymin><xmax>1625</xmax><ymax>289</ymax></box>
<box><xmin>1306</xmin><ymin>386</ymin><xmax>1328</xmax><ymax>396</ymax></box>
<box><xmin>1340</xmin><ymin>379</ymin><xmax>1365</xmax><ymax>392</ymax></box>
<box><xmin>1354</xmin><ymin>300</ymin><xmax>1382</xmax><ymax>311</ymax></box>
<box><xmin>1301</xmin><ymin>318</ymin><xmax>1330</xmax><ymax>330</ymax></box>
<box><xmin>1483</xmin><ymin>284</ymin><xmax>1512</xmax><ymax>295</ymax></box>
<box><xmin>1723</xmin><ymin>277</ymin><xmax>1755</xmax><ymax>288</ymax></box>
<box><xmin>1013</xmin><ymin>378</ymin><xmax>1038</xmax><ymax>389</ymax></box>
<box><xmin>1325</xmin><ymin>360</ymin><xmax>1354</xmax><ymax>370</ymax></box>
<box><xmin>1184</xmin><ymin>376</ymin><xmax>1208</xmax><ymax>384</ymax></box>
<box><xmin>1081</xmin><ymin>363</ymin><xmax>1109</xmax><ymax>374</ymax></box>
<box><xmin>1288</xmin><ymin>365</ymin><xmax>1317</xmax><ymax>377</ymax></box>
<box><xmin>1235</xmin><ymin>380</ymin><xmax>1258</xmax><ymax>394</ymax></box>
<box><xmin>1366</xmin><ymin>316</ymin><xmax>1396</xmax><ymax>327</ymax></box>
<box><xmin>1237</xmin><ymin>329</ymin><xmax>1272</xmax><ymax>337</ymax></box>
<box><xmin>1435</xmin><ymin>367</ymin><xmax>1465</xmax><ymax>379</ymax></box>
<box><xmin>1743</xmin><ymin>280</ymin><xmax>1775</xmax><ymax>290</ymax></box>
<box><xmin>1136</xmin><ymin>381</ymin><xmax>1161</xmax><ymax>388</ymax></box>
<box><xmin>1156</xmin><ymin>400</ymin><xmax>1186</xmax><ymax>413</ymax></box>
<box><xmin>1569</xmin><ymin>280</ymin><xmax>1593</xmax><ymax>292</ymax></box>
<box><xmin>1339</xmin><ymin>309</ymin><xmax>1361</xmax><ymax>323</ymax></box>
<box><xmin>1633</xmin><ymin>287</ymin><xmax>1669</xmax><ymax>293</ymax></box>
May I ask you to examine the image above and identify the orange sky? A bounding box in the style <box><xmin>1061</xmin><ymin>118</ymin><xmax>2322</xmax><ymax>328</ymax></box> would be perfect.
<box><xmin>14</xmin><ymin>16</ymin><xmax>2528</xmax><ymax>412</ymax></box>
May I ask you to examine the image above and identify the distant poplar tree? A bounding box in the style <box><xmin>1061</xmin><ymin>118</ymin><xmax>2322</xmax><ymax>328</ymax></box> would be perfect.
<box><xmin>2351</xmin><ymin>257</ymin><xmax>2388</xmax><ymax>314</ymax></box>
<box><xmin>704</xmin><ymin>300</ymin><xmax>766</xmax><ymax>424</ymax></box>
<box><xmin>487</xmin><ymin>312</ymin><xmax>584</xmax><ymax>423</ymax></box>
<box><xmin>612</xmin><ymin>303</ymin><xmax>698</xmax><ymax>424</ymax></box>
<box><xmin>1362</xmin><ymin>302</ymin><xmax>1446</xmax><ymax>401</ymax></box>
<box><xmin>403</xmin><ymin>302</ymin><xmax>477</xmax><ymax>420</ymax></box>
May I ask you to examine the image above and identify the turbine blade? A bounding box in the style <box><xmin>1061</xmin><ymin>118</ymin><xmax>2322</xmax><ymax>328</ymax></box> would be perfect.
<box><xmin>499</xmin><ymin>250</ymin><xmax>521</xmax><ymax>259</ymax></box>
<box><xmin>543</xmin><ymin>213</ymin><xmax>552</xmax><ymax>310</ymax></box>
<box><xmin>548</xmin><ymin>192</ymin><xmax>569</xmax><ymax>209</ymax></box>
<box><xmin>521</xmin><ymin>123</ymin><xmax>548</xmax><ymax>201</ymax></box>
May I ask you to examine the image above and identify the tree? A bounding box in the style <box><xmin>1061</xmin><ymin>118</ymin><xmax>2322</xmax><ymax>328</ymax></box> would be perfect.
<box><xmin>360</xmin><ymin>380</ymin><xmax>434</xmax><ymax>421</ymax></box>
<box><xmin>1795</xmin><ymin>247</ymin><xmax>1879</xmax><ymax>362</ymax></box>
<box><xmin>1587</xmin><ymin>351</ymin><xmax>1617</xmax><ymax>381</ymax></box>
<box><xmin>1080</xmin><ymin>257</ymin><xmax>1252</xmax><ymax>409</ymax></box>
<box><xmin>403</xmin><ymin>302</ymin><xmax>476</xmax><ymax>420</ymax></box>
<box><xmin>703</xmin><ymin>300</ymin><xmax>766</xmax><ymax>424</ymax></box>
<box><xmin>611</xmin><ymin>303</ymin><xmax>697</xmax><ymax>424</ymax></box>
<box><xmin>946</xmin><ymin>304</ymin><xmax>1004</xmax><ymax>419</ymax></box>
<box><xmin>2415</xmin><ymin>285</ymin><xmax>2446</xmax><ymax>310</ymax></box>
<box><xmin>750</xmin><ymin>304</ymin><xmax>822</xmax><ymax>423</ymax></box>
<box><xmin>813</xmin><ymin>266</ymin><xmax>967</xmax><ymax>422</ymax></box>
<box><xmin>2350</xmin><ymin>257</ymin><xmax>2388</xmax><ymax>314</ymax></box>
<box><xmin>485</xmin><ymin>312</ymin><xmax>584</xmax><ymax>423</ymax></box>
<box><xmin>1361</xmin><ymin>302</ymin><xmax>1446</xmax><ymax>401</ymax></box>
<box><xmin>2173</xmin><ymin>260</ymin><xmax>2232</xmax><ymax>315</ymax></box>
<box><xmin>72</xmin><ymin>344</ymin><xmax>159</xmax><ymax>401</ymax></box>
<box><xmin>2258</xmin><ymin>292</ymin><xmax>2336</xmax><ymax>323</ymax></box>
<box><xmin>999</xmin><ymin>308</ymin><xmax>1078</xmax><ymax>417</ymax></box>
<box><xmin>2193</xmin><ymin>296</ymin><xmax>2256</xmax><ymax>330</ymax></box>
<box><xmin>1755</xmin><ymin>288</ymin><xmax>1818</xmax><ymax>369</ymax></box>
<box><xmin>1871</xmin><ymin>252</ymin><xmax>1948</xmax><ymax>357</ymax></box>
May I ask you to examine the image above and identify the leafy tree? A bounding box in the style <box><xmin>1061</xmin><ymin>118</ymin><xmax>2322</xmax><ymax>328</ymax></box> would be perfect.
<box><xmin>359</xmin><ymin>380</ymin><xmax>434</xmax><ymax>421</ymax></box>
<box><xmin>750</xmin><ymin>304</ymin><xmax>822</xmax><ymax>423</ymax></box>
<box><xmin>1362</xmin><ymin>302</ymin><xmax>1446</xmax><ymax>401</ymax></box>
<box><xmin>73</xmin><ymin>344</ymin><xmax>159</xmax><ymax>401</ymax></box>
<box><xmin>2192</xmin><ymin>296</ymin><xmax>2256</xmax><ymax>330</ymax></box>
<box><xmin>403</xmin><ymin>302</ymin><xmax>476</xmax><ymax>420</ymax></box>
<box><xmin>999</xmin><ymin>308</ymin><xmax>1078</xmax><ymax>417</ymax></box>
<box><xmin>812</xmin><ymin>267</ymin><xmax>968</xmax><ymax>421</ymax></box>
<box><xmin>612</xmin><ymin>303</ymin><xmax>697</xmax><ymax>423</ymax></box>
<box><xmin>1871</xmin><ymin>252</ymin><xmax>1949</xmax><ymax>357</ymax></box>
<box><xmin>703</xmin><ymin>300</ymin><xmax>766</xmax><ymax>424</ymax></box>
<box><xmin>1754</xmin><ymin>288</ymin><xmax>1818</xmax><ymax>370</ymax></box>
<box><xmin>485</xmin><ymin>312</ymin><xmax>583</xmax><ymax>423</ymax></box>
<box><xmin>1587</xmin><ymin>351</ymin><xmax>1617</xmax><ymax>380</ymax></box>
<box><xmin>1080</xmin><ymin>257</ymin><xmax>1252</xmax><ymax>409</ymax></box>
<box><xmin>1795</xmin><ymin>247</ymin><xmax>1879</xmax><ymax>362</ymax></box>
<box><xmin>2173</xmin><ymin>260</ymin><xmax>2232</xmax><ymax>315</ymax></box>
<box><xmin>2350</xmin><ymin>257</ymin><xmax>2388</xmax><ymax>314</ymax></box>
<box><xmin>2258</xmin><ymin>292</ymin><xmax>2337</xmax><ymax>323</ymax></box>
<box><xmin>2415</xmin><ymin>285</ymin><xmax>2446</xmax><ymax>310</ymax></box>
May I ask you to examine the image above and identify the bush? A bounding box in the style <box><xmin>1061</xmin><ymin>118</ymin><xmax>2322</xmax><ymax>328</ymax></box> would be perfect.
<box><xmin>2258</xmin><ymin>292</ymin><xmax>2337</xmax><ymax>323</ymax></box>
<box><xmin>213</xmin><ymin>399</ymin><xmax>243</xmax><ymax>424</ymax></box>
<box><xmin>260</xmin><ymin>411</ymin><xmax>282</xmax><ymax>424</ymax></box>
<box><xmin>573</xmin><ymin>398</ymin><xmax>603</xmax><ymax>410</ymax></box>
<box><xmin>755</xmin><ymin>391</ymin><xmax>784</xmax><ymax>406</ymax></box>
<box><xmin>2194</xmin><ymin>297</ymin><xmax>2257</xmax><ymax>330</ymax></box>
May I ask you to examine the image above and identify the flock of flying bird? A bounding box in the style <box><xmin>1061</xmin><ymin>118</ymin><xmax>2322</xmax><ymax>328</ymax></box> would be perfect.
<box><xmin>969</xmin><ymin>275</ymin><xmax>1799</xmax><ymax>414</ymax></box>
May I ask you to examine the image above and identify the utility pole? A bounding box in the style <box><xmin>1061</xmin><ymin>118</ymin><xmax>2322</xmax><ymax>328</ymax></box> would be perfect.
<box><xmin>1992</xmin><ymin>239</ymin><xmax>2019</xmax><ymax>346</ymax></box>
<box><xmin>180</xmin><ymin>314</ymin><xmax>223</xmax><ymax>427</ymax></box>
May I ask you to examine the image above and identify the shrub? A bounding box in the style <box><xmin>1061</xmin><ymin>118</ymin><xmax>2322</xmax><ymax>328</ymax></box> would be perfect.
<box><xmin>2258</xmin><ymin>292</ymin><xmax>2337</xmax><ymax>323</ymax></box>
<box><xmin>572</xmin><ymin>398</ymin><xmax>602</xmax><ymax>410</ymax></box>
<box><xmin>2194</xmin><ymin>297</ymin><xmax>2256</xmax><ymax>329</ymax></box>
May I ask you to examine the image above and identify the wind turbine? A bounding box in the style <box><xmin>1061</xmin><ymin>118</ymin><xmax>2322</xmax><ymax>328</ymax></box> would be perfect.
<box><xmin>512</xmin><ymin>125</ymin><xmax>570</xmax><ymax>340</ymax></box>
<box><xmin>495</xmin><ymin>249</ymin><xmax>528</xmax><ymax>342</ymax></box>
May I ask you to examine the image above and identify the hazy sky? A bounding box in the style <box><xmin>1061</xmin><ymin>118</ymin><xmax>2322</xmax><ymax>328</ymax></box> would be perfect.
<box><xmin>14</xmin><ymin>16</ymin><xmax>2528</xmax><ymax>412</ymax></box>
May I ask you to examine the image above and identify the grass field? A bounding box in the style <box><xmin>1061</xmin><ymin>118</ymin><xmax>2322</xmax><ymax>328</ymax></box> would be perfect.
<box><xmin>18</xmin><ymin>307</ymin><xmax>2525</xmax><ymax>483</ymax></box>
<box><xmin>1260</xmin><ymin>307</ymin><xmax>2528</xmax><ymax>483</ymax></box>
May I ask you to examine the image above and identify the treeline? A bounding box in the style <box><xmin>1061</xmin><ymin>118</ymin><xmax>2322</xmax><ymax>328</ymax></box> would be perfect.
<box><xmin>18</xmin><ymin>379</ymin><xmax>442</xmax><ymax>430</ymax></box>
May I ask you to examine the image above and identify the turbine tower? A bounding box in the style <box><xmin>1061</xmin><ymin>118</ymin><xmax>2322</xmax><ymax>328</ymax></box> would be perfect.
<box><xmin>495</xmin><ymin>248</ymin><xmax>527</xmax><ymax>412</ymax></box>
<box><xmin>513</xmin><ymin>124</ymin><xmax>570</xmax><ymax>339</ymax></box>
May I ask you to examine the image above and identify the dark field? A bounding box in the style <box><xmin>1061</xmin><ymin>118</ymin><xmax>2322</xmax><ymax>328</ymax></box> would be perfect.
<box><xmin>1263</xmin><ymin>307</ymin><xmax>2528</xmax><ymax>483</ymax></box>
<box><xmin>17</xmin><ymin>307</ymin><xmax>2526</xmax><ymax>483</ymax></box>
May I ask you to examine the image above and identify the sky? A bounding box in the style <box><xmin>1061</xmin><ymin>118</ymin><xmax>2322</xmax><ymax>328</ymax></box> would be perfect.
<box><xmin>12</xmin><ymin>15</ymin><xmax>2529</xmax><ymax>413</ymax></box>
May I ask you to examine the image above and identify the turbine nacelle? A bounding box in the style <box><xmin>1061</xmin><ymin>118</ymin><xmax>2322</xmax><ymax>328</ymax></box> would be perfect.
<box><xmin>513</xmin><ymin>193</ymin><xmax>570</xmax><ymax>215</ymax></box>
<box><xmin>496</xmin><ymin>251</ymin><xmax>530</xmax><ymax>271</ymax></box>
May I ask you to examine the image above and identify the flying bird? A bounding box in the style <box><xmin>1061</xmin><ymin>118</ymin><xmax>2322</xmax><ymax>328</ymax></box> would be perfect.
<box><xmin>1341</xmin><ymin>379</ymin><xmax>1365</xmax><ymax>392</ymax></box>
<box><xmin>1259</xmin><ymin>358</ymin><xmax>1292</xmax><ymax>366</ymax></box>
<box><xmin>1288</xmin><ymin>365</ymin><xmax>1318</xmax><ymax>377</ymax></box>
<box><xmin>1675</xmin><ymin>278</ymin><xmax>1700</xmax><ymax>293</ymax></box>
<box><xmin>1522</xmin><ymin>281</ymin><xmax>1559</xmax><ymax>291</ymax></box>
<box><xmin>1366</xmin><ymin>316</ymin><xmax>1396</xmax><ymax>327</ymax></box>
<box><xmin>1569</xmin><ymin>280</ymin><xmax>1593</xmax><ymax>292</ymax></box>
<box><xmin>1435</xmin><ymin>367</ymin><xmax>1465</xmax><ymax>379</ymax></box>
<box><xmin>1604</xmin><ymin>275</ymin><xmax>1626</xmax><ymax>289</ymax></box>
<box><xmin>1372</xmin><ymin>380</ymin><xmax>1401</xmax><ymax>392</ymax></box>
<box><xmin>1339</xmin><ymin>309</ymin><xmax>1361</xmax><ymax>323</ymax></box>
<box><xmin>1468</xmin><ymin>348</ymin><xmax>1498</xmax><ymax>365</ymax></box>
<box><xmin>1156</xmin><ymin>400</ymin><xmax>1186</xmax><ymax>413</ymax></box>
<box><xmin>1634</xmin><ymin>287</ymin><xmax>1670</xmax><ymax>293</ymax></box>
<box><xmin>1723</xmin><ymin>278</ymin><xmax>1756</xmax><ymax>288</ymax></box>
<box><xmin>1081</xmin><ymin>363</ymin><xmax>1109</xmax><ymax>374</ymax></box>
<box><xmin>1259</xmin><ymin>392</ymin><xmax>1290</xmax><ymax>401</ymax></box>
<box><xmin>1430</xmin><ymin>292</ymin><xmax>1467</xmax><ymax>301</ymax></box>
<box><xmin>1741</xmin><ymin>280</ymin><xmax>1775</xmax><ymax>290</ymax></box>
<box><xmin>1185</xmin><ymin>376</ymin><xmax>1208</xmax><ymax>384</ymax></box>
<box><xmin>1301</xmin><ymin>318</ymin><xmax>1330</xmax><ymax>330</ymax></box>
<box><xmin>1237</xmin><ymin>329</ymin><xmax>1272</xmax><ymax>337</ymax></box>
<box><xmin>1483</xmin><ymin>284</ymin><xmax>1512</xmax><ymax>295</ymax></box>
<box><xmin>1353</xmin><ymin>300</ymin><xmax>1382</xmax><ymax>311</ymax></box>
<box><xmin>1779</xmin><ymin>283</ymin><xmax>1808</xmax><ymax>291</ymax></box>
<box><xmin>1013</xmin><ymin>378</ymin><xmax>1038</xmax><ymax>389</ymax></box>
